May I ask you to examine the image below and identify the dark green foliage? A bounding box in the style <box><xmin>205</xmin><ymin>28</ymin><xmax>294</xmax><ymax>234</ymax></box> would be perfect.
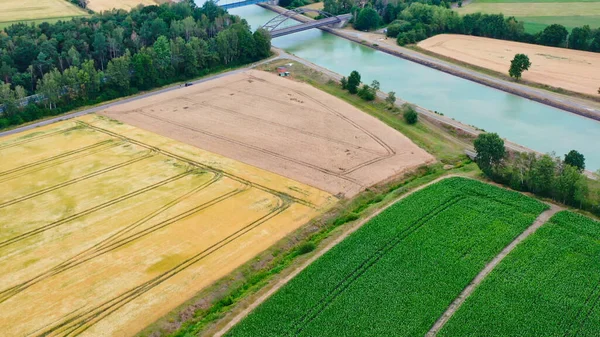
<box><xmin>509</xmin><ymin>54</ymin><xmax>531</xmax><ymax>80</ymax></box>
<box><xmin>296</xmin><ymin>242</ymin><xmax>316</xmax><ymax>255</ymax></box>
<box><xmin>0</xmin><ymin>1</ymin><xmax>271</xmax><ymax>130</ymax></box>
<box><xmin>340</xmin><ymin>76</ymin><xmax>348</xmax><ymax>90</ymax></box>
<box><xmin>358</xmin><ymin>84</ymin><xmax>376</xmax><ymax>101</ymax></box>
<box><xmin>354</xmin><ymin>7</ymin><xmax>381</xmax><ymax>31</ymax></box>
<box><xmin>538</xmin><ymin>24</ymin><xmax>569</xmax><ymax>47</ymax></box>
<box><xmin>564</xmin><ymin>150</ymin><xmax>585</xmax><ymax>171</ymax></box>
<box><xmin>474</xmin><ymin>133</ymin><xmax>506</xmax><ymax>175</ymax></box>
<box><xmin>347</xmin><ymin>70</ymin><xmax>361</xmax><ymax>94</ymax></box>
<box><xmin>388</xmin><ymin>3</ymin><xmax>600</xmax><ymax>53</ymax></box>
<box><xmin>227</xmin><ymin>178</ymin><xmax>548</xmax><ymax>337</ymax></box>
<box><xmin>402</xmin><ymin>104</ymin><xmax>418</xmax><ymax>124</ymax></box>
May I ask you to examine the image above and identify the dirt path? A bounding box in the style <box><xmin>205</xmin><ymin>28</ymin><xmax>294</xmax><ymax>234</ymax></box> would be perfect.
<box><xmin>212</xmin><ymin>174</ymin><xmax>462</xmax><ymax>337</ymax></box>
<box><xmin>425</xmin><ymin>203</ymin><xmax>563</xmax><ymax>336</ymax></box>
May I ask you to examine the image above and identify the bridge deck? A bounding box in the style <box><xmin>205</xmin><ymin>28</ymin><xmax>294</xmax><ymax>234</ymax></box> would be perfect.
<box><xmin>270</xmin><ymin>13</ymin><xmax>352</xmax><ymax>38</ymax></box>
<box><xmin>218</xmin><ymin>0</ymin><xmax>270</xmax><ymax>9</ymax></box>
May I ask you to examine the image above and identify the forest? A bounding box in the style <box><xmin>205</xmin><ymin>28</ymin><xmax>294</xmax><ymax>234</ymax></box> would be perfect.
<box><xmin>0</xmin><ymin>0</ymin><xmax>271</xmax><ymax>129</ymax></box>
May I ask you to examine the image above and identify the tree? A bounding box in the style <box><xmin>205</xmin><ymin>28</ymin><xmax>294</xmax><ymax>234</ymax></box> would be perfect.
<box><xmin>340</xmin><ymin>76</ymin><xmax>347</xmax><ymax>90</ymax></box>
<box><xmin>564</xmin><ymin>150</ymin><xmax>585</xmax><ymax>171</ymax></box>
<box><xmin>36</xmin><ymin>70</ymin><xmax>61</xmax><ymax>109</ymax></box>
<box><xmin>402</xmin><ymin>104</ymin><xmax>418</xmax><ymax>125</ymax></box>
<box><xmin>474</xmin><ymin>133</ymin><xmax>505</xmax><ymax>175</ymax></box>
<box><xmin>509</xmin><ymin>54</ymin><xmax>531</xmax><ymax>80</ymax></box>
<box><xmin>347</xmin><ymin>70</ymin><xmax>361</xmax><ymax>94</ymax></box>
<box><xmin>371</xmin><ymin>80</ymin><xmax>380</xmax><ymax>92</ymax></box>
<box><xmin>554</xmin><ymin>164</ymin><xmax>585</xmax><ymax>204</ymax></box>
<box><xmin>253</xmin><ymin>29</ymin><xmax>271</xmax><ymax>59</ymax></box>
<box><xmin>354</xmin><ymin>7</ymin><xmax>381</xmax><ymax>31</ymax></box>
<box><xmin>530</xmin><ymin>154</ymin><xmax>557</xmax><ymax>197</ymax></box>
<box><xmin>106</xmin><ymin>51</ymin><xmax>132</xmax><ymax>92</ymax></box>
<box><xmin>568</xmin><ymin>25</ymin><xmax>591</xmax><ymax>50</ymax></box>
<box><xmin>358</xmin><ymin>84</ymin><xmax>376</xmax><ymax>101</ymax></box>
<box><xmin>386</xmin><ymin>91</ymin><xmax>396</xmax><ymax>108</ymax></box>
<box><xmin>538</xmin><ymin>24</ymin><xmax>568</xmax><ymax>47</ymax></box>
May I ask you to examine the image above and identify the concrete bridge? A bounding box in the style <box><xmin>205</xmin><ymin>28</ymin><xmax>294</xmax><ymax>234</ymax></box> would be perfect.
<box><xmin>260</xmin><ymin>8</ymin><xmax>352</xmax><ymax>38</ymax></box>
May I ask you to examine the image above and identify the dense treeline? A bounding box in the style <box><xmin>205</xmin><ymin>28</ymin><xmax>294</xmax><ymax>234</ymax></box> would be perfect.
<box><xmin>474</xmin><ymin>133</ymin><xmax>599</xmax><ymax>217</ymax></box>
<box><xmin>321</xmin><ymin>0</ymin><xmax>600</xmax><ymax>51</ymax></box>
<box><xmin>0</xmin><ymin>0</ymin><xmax>271</xmax><ymax>129</ymax></box>
<box><xmin>384</xmin><ymin>3</ymin><xmax>600</xmax><ymax>51</ymax></box>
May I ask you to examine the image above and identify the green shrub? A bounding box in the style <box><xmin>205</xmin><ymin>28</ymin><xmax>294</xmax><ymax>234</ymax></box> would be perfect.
<box><xmin>403</xmin><ymin>104</ymin><xmax>418</xmax><ymax>124</ymax></box>
<box><xmin>297</xmin><ymin>242</ymin><xmax>316</xmax><ymax>255</ymax></box>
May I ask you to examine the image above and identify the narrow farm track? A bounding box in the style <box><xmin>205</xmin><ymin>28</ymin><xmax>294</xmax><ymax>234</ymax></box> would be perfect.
<box><xmin>212</xmin><ymin>175</ymin><xmax>462</xmax><ymax>337</ymax></box>
<box><xmin>425</xmin><ymin>203</ymin><xmax>563</xmax><ymax>336</ymax></box>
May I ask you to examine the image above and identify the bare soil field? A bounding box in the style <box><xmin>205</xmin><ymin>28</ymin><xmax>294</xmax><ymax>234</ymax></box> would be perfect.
<box><xmin>101</xmin><ymin>70</ymin><xmax>434</xmax><ymax>197</ymax></box>
<box><xmin>0</xmin><ymin>0</ymin><xmax>88</xmax><ymax>27</ymax></box>
<box><xmin>0</xmin><ymin>115</ymin><xmax>334</xmax><ymax>337</ymax></box>
<box><xmin>87</xmin><ymin>0</ymin><xmax>157</xmax><ymax>12</ymax></box>
<box><xmin>418</xmin><ymin>34</ymin><xmax>600</xmax><ymax>96</ymax></box>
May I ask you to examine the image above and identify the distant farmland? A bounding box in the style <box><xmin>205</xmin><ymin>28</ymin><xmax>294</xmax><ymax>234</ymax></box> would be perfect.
<box><xmin>440</xmin><ymin>211</ymin><xmax>600</xmax><ymax>336</ymax></box>
<box><xmin>226</xmin><ymin>178</ymin><xmax>549</xmax><ymax>336</ymax></box>
<box><xmin>455</xmin><ymin>0</ymin><xmax>600</xmax><ymax>33</ymax></box>
<box><xmin>0</xmin><ymin>115</ymin><xmax>335</xmax><ymax>336</ymax></box>
<box><xmin>87</xmin><ymin>0</ymin><xmax>157</xmax><ymax>12</ymax></box>
<box><xmin>0</xmin><ymin>0</ymin><xmax>89</xmax><ymax>29</ymax></box>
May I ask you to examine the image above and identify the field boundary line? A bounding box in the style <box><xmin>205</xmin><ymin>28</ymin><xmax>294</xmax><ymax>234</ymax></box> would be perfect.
<box><xmin>425</xmin><ymin>203</ymin><xmax>563</xmax><ymax>336</ymax></box>
<box><xmin>212</xmin><ymin>174</ymin><xmax>462</xmax><ymax>337</ymax></box>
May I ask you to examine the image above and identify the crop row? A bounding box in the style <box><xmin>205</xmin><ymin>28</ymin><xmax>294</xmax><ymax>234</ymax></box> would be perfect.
<box><xmin>440</xmin><ymin>211</ymin><xmax>600</xmax><ymax>336</ymax></box>
<box><xmin>227</xmin><ymin>177</ymin><xmax>548</xmax><ymax>336</ymax></box>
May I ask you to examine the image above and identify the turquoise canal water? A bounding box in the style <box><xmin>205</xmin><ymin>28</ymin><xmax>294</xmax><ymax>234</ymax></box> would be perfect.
<box><xmin>211</xmin><ymin>4</ymin><xmax>600</xmax><ymax>170</ymax></box>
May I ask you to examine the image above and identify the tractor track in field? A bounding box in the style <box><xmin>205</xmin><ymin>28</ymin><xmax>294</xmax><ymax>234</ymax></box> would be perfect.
<box><xmin>0</xmin><ymin>140</ymin><xmax>117</xmax><ymax>177</ymax></box>
<box><xmin>0</xmin><ymin>150</ymin><xmax>154</xmax><ymax>209</ymax></box>
<box><xmin>135</xmin><ymin>111</ymin><xmax>363</xmax><ymax>185</ymax></box>
<box><xmin>0</xmin><ymin>175</ymin><xmax>243</xmax><ymax>305</ymax></box>
<box><xmin>0</xmin><ymin>126</ymin><xmax>79</xmax><ymax>151</ymax></box>
<box><xmin>34</xmin><ymin>194</ymin><xmax>291</xmax><ymax>337</ymax></box>
<box><xmin>78</xmin><ymin>121</ymin><xmax>321</xmax><ymax>209</ymax></box>
<box><xmin>287</xmin><ymin>195</ymin><xmax>466</xmax><ymax>336</ymax></box>
<box><xmin>0</xmin><ymin>171</ymin><xmax>193</xmax><ymax>250</ymax></box>
<box><xmin>2</xmin><ymin>120</ymin><xmax>324</xmax><ymax>336</ymax></box>
<box><xmin>0</xmin><ymin>140</ymin><xmax>127</xmax><ymax>184</ymax></box>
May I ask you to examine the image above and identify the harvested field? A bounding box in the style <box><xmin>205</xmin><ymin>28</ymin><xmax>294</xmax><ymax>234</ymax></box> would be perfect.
<box><xmin>0</xmin><ymin>115</ymin><xmax>335</xmax><ymax>337</ymax></box>
<box><xmin>87</xmin><ymin>0</ymin><xmax>157</xmax><ymax>12</ymax></box>
<box><xmin>418</xmin><ymin>34</ymin><xmax>600</xmax><ymax>96</ymax></box>
<box><xmin>226</xmin><ymin>178</ymin><xmax>549</xmax><ymax>336</ymax></box>
<box><xmin>101</xmin><ymin>70</ymin><xmax>434</xmax><ymax>198</ymax></box>
<box><xmin>0</xmin><ymin>0</ymin><xmax>88</xmax><ymax>27</ymax></box>
<box><xmin>440</xmin><ymin>211</ymin><xmax>600</xmax><ymax>336</ymax></box>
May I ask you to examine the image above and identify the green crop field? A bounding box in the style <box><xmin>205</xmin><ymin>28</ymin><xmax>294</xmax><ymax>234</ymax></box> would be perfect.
<box><xmin>456</xmin><ymin>1</ymin><xmax>600</xmax><ymax>33</ymax></box>
<box><xmin>0</xmin><ymin>0</ymin><xmax>88</xmax><ymax>30</ymax></box>
<box><xmin>226</xmin><ymin>178</ymin><xmax>548</xmax><ymax>337</ymax></box>
<box><xmin>440</xmin><ymin>211</ymin><xmax>600</xmax><ymax>336</ymax></box>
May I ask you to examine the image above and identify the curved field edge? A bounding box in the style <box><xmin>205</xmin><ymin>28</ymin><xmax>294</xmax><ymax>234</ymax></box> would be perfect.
<box><xmin>224</xmin><ymin>177</ymin><xmax>548</xmax><ymax>337</ymax></box>
<box><xmin>439</xmin><ymin>210</ymin><xmax>600</xmax><ymax>337</ymax></box>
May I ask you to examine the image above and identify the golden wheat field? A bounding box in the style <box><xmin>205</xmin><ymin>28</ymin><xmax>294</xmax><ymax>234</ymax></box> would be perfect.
<box><xmin>0</xmin><ymin>115</ymin><xmax>335</xmax><ymax>337</ymax></box>
<box><xmin>0</xmin><ymin>0</ymin><xmax>88</xmax><ymax>27</ymax></box>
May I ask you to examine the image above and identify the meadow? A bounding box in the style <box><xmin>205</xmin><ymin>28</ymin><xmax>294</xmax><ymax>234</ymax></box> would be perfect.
<box><xmin>456</xmin><ymin>0</ymin><xmax>600</xmax><ymax>33</ymax></box>
<box><xmin>0</xmin><ymin>0</ymin><xmax>88</xmax><ymax>29</ymax></box>
<box><xmin>0</xmin><ymin>115</ymin><xmax>334</xmax><ymax>336</ymax></box>
<box><xmin>226</xmin><ymin>177</ymin><xmax>548</xmax><ymax>336</ymax></box>
<box><xmin>440</xmin><ymin>211</ymin><xmax>600</xmax><ymax>336</ymax></box>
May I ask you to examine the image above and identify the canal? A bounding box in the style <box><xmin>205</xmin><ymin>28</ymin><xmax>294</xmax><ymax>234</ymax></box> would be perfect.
<box><xmin>225</xmin><ymin>5</ymin><xmax>600</xmax><ymax>170</ymax></box>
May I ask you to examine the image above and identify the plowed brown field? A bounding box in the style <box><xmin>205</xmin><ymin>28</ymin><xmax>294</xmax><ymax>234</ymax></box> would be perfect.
<box><xmin>418</xmin><ymin>34</ymin><xmax>600</xmax><ymax>96</ymax></box>
<box><xmin>101</xmin><ymin>70</ymin><xmax>434</xmax><ymax>197</ymax></box>
<box><xmin>0</xmin><ymin>115</ymin><xmax>334</xmax><ymax>337</ymax></box>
